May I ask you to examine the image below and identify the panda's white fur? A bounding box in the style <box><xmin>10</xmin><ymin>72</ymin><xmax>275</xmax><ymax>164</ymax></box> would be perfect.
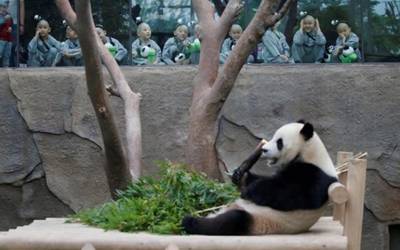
<box><xmin>182</xmin><ymin>122</ymin><xmax>338</xmax><ymax>235</ymax></box>
<box><xmin>262</xmin><ymin>122</ymin><xmax>337</xmax><ymax>178</ymax></box>
<box><xmin>207</xmin><ymin>198</ymin><xmax>327</xmax><ymax>234</ymax></box>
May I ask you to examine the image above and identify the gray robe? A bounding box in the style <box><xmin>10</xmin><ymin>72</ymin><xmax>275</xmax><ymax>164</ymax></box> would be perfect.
<box><xmin>292</xmin><ymin>30</ymin><xmax>326</xmax><ymax>63</ymax></box>
<box><xmin>162</xmin><ymin>37</ymin><xmax>189</xmax><ymax>65</ymax></box>
<box><xmin>188</xmin><ymin>36</ymin><xmax>200</xmax><ymax>65</ymax></box>
<box><xmin>28</xmin><ymin>35</ymin><xmax>61</xmax><ymax>67</ymax></box>
<box><xmin>0</xmin><ymin>40</ymin><xmax>11</xmax><ymax>67</ymax></box>
<box><xmin>61</xmin><ymin>39</ymin><xmax>82</xmax><ymax>66</ymax></box>
<box><xmin>105</xmin><ymin>36</ymin><xmax>127</xmax><ymax>64</ymax></box>
<box><xmin>335</xmin><ymin>32</ymin><xmax>361</xmax><ymax>62</ymax></box>
<box><xmin>220</xmin><ymin>37</ymin><xmax>254</xmax><ymax>64</ymax></box>
<box><xmin>131</xmin><ymin>38</ymin><xmax>161</xmax><ymax>65</ymax></box>
<box><xmin>262</xmin><ymin>29</ymin><xmax>292</xmax><ymax>63</ymax></box>
<box><xmin>0</xmin><ymin>13</ymin><xmax>12</xmax><ymax>67</ymax></box>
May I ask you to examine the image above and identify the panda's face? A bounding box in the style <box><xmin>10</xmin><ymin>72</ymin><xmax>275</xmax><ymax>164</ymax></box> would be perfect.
<box><xmin>261</xmin><ymin>123</ymin><xmax>314</xmax><ymax>167</ymax></box>
<box><xmin>342</xmin><ymin>46</ymin><xmax>354</xmax><ymax>56</ymax></box>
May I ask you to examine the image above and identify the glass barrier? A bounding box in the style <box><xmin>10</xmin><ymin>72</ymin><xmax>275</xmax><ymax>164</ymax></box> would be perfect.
<box><xmin>5</xmin><ymin>0</ymin><xmax>400</xmax><ymax>68</ymax></box>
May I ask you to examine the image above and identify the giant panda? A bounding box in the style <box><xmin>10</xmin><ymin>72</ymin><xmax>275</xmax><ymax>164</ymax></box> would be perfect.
<box><xmin>182</xmin><ymin>121</ymin><xmax>338</xmax><ymax>235</ymax></box>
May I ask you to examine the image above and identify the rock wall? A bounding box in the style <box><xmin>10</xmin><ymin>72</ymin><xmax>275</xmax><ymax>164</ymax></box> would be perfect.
<box><xmin>0</xmin><ymin>65</ymin><xmax>399</xmax><ymax>249</ymax></box>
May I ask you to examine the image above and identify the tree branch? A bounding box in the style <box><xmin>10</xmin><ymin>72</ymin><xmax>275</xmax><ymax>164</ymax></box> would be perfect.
<box><xmin>192</xmin><ymin>0</ymin><xmax>216</xmax><ymax>28</ymax></box>
<box><xmin>55</xmin><ymin>0</ymin><xmax>77</xmax><ymax>28</ymax></box>
<box><xmin>192</xmin><ymin>0</ymin><xmax>220</xmax><ymax>91</ymax></box>
<box><xmin>187</xmin><ymin>0</ymin><xmax>294</xmax><ymax>179</ymax></box>
<box><xmin>209</xmin><ymin>0</ymin><xmax>294</xmax><ymax>103</ymax></box>
<box><xmin>192</xmin><ymin>0</ymin><xmax>244</xmax><ymax>94</ymax></box>
<box><xmin>75</xmin><ymin>0</ymin><xmax>132</xmax><ymax>194</ymax></box>
<box><xmin>56</xmin><ymin>0</ymin><xmax>142</xmax><ymax>181</ymax></box>
<box><xmin>96</xmin><ymin>35</ymin><xmax>142</xmax><ymax>181</ymax></box>
<box><xmin>217</xmin><ymin>0</ymin><xmax>244</xmax><ymax>42</ymax></box>
<box><xmin>212</xmin><ymin>0</ymin><xmax>227</xmax><ymax>16</ymax></box>
<box><xmin>273</xmin><ymin>0</ymin><xmax>294</xmax><ymax>21</ymax></box>
<box><xmin>56</xmin><ymin>0</ymin><xmax>144</xmax><ymax>197</ymax></box>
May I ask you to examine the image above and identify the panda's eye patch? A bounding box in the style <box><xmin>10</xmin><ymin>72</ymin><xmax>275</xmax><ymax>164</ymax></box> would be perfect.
<box><xmin>277</xmin><ymin>138</ymin><xmax>283</xmax><ymax>151</ymax></box>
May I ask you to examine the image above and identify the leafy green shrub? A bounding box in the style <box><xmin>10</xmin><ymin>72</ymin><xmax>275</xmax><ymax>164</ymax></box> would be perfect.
<box><xmin>69</xmin><ymin>161</ymin><xmax>239</xmax><ymax>234</ymax></box>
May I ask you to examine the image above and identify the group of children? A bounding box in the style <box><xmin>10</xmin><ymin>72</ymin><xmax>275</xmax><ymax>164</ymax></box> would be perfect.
<box><xmin>263</xmin><ymin>15</ymin><xmax>361</xmax><ymax>64</ymax></box>
<box><xmin>25</xmin><ymin>14</ymin><xmax>361</xmax><ymax>67</ymax></box>
<box><xmin>27</xmin><ymin>20</ymin><xmax>122</xmax><ymax>67</ymax></box>
<box><xmin>133</xmin><ymin>23</ymin><xmax>201</xmax><ymax>65</ymax></box>
<box><xmin>26</xmin><ymin>19</ymin><xmax>201</xmax><ymax>67</ymax></box>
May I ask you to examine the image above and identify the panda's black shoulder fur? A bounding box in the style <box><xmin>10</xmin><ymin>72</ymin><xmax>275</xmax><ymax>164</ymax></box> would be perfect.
<box><xmin>241</xmin><ymin>160</ymin><xmax>337</xmax><ymax>211</ymax></box>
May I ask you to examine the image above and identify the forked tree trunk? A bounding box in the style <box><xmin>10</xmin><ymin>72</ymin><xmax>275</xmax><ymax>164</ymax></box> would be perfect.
<box><xmin>56</xmin><ymin>0</ymin><xmax>142</xmax><ymax>198</ymax></box>
<box><xmin>187</xmin><ymin>98</ymin><xmax>221</xmax><ymax>180</ymax></box>
<box><xmin>187</xmin><ymin>0</ymin><xmax>293</xmax><ymax>180</ymax></box>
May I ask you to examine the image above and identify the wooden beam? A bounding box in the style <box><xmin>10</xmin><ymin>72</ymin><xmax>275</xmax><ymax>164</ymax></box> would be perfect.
<box><xmin>333</xmin><ymin>151</ymin><xmax>353</xmax><ymax>223</ymax></box>
<box><xmin>344</xmin><ymin>158</ymin><xmax>367</xmax><ymax>250</ymax></box>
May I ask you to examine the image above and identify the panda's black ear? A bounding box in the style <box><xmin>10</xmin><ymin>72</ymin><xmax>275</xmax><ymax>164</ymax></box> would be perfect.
<box><xmin>297</xmin><ymin>119</ymin><xmax>306</xmax><ymax>124</ymax></box>
<box><xmin>300</xmin><ymin>122</ymin><xmax>314</xmax><ymax>141</ymax></box>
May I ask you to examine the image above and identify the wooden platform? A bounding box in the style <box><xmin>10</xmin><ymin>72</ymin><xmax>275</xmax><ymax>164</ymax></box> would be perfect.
<box><xmin>0</xmin><ymin>217</ymin><xmax>346</xmax><ymax>250</ymax></box>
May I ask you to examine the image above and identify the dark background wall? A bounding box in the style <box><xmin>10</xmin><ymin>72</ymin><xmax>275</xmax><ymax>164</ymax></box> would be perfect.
<box><xmin>0</xmin><ymin>65</ymin><xmax>399</xmax><ymax>249</ymax></box>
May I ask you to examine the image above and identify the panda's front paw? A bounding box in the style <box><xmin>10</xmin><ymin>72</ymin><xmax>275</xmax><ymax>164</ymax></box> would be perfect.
<box><xmin>240</xmin><ymin>188</ymin><xmax>251</xmax><ymax>200</ymax></box>
<box><xmin>231</xmin><ymin>168</ymin><xmax>244</xmax><ymax>186</ymax></box>
<box><xmin>182</xmin><ymin>216</ymin><xmax>199</xmax><ymax>234</ymax></box>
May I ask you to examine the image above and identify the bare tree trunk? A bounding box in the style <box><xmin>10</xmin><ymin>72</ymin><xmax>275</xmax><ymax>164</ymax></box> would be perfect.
<box><xmin>55</xmin><ymin>0</ymin><xmax>142</xmax><ymax>197</ymax></box>
<box><xmin>187</xmin><ymin>0</ymin><xmax>293</xmax><ymax>180</ymax></box>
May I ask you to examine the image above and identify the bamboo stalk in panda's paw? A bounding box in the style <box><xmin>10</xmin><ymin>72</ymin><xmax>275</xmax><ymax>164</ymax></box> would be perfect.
<box><xmin>228</xmin><ymin>139</ymin><xmax>268</xmax><ymax>188</ymax></box>
<box><xmin>238</xmin><ymin>139</ymin><xmax>268</xmax><ymax>173</ymax></box>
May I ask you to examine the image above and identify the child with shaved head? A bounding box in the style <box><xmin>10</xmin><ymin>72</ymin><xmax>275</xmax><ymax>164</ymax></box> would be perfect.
<box><xmin>131</xmin><ymin>22</ymin><xmax>161</xmax><ymax>65</ymax></box>
<box><xmin>162</xmin><ymin>24</ymin><xmax>191</xmax><ymax>65</ymax></box>
<box><xmin>28</xmin><ymin>19</ymin><xmax>61</xmax><ymax>67</ymax></box>
<box><xmin>292</xmin><ymin>15</ymin><xmax>326</xmax><ymax>63</ymax></box>
<box><xmin>262</xmin><ymin>21</ymin><xmax>293</xmax><ymax>64</ymax></box>
<box><xmin>333</xmin><ymin>23</ymin><xmax>361</xmax><ymax>62</ymax></box>
<box><xmin>61</xmin><ymin>26</ymin><xmax>82</xmax><ymax>66</ymax></box>
<box><xmin>95</xmin><ymin>25</ymin><xmax>127</xmax><ymax>64</ymax></box>
<box><xmin>220</xmin><ymin>24</ymin><xmax>254</xmax><ymax>64</ymax></box>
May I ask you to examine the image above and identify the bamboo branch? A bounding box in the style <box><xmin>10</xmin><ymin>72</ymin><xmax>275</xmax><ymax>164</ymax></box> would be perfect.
<box><xmin>194</xmin><ymin>205</ymin><xmax>227</xmax><ymax>215</ymax></box>
<box><xmin>226</xmin><ymin>139</ymin><xmax>268</xmax><ymax>177</ymax></box>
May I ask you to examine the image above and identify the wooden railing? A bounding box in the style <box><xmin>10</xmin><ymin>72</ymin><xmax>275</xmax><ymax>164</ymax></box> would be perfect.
<box><xmin>331</xmin><ymin>151</ymin><xmax>368</xmax><ymax>250</ymax></box>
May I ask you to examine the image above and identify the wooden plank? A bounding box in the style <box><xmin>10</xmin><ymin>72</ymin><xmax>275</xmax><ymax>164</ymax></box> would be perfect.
<box><xmin>344</xmin><ymin>159</ymin><xmax>367</xmax><ymax>250</ymax></box>
<box><xmin>0</xmin><ymin>217</ymin><xmax>346</xmax><ymax>250</ymax></box>
<box><xmin>333</xmin><ymin>151</ymin><xmax>353</xmax><ymax>224</ymax></box>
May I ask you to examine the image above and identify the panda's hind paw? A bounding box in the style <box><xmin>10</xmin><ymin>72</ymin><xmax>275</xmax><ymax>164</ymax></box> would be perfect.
<box><xmin>182</xmin><ymin>216</ymin><xmax>199</xmax><ymax>234</ymax></box>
